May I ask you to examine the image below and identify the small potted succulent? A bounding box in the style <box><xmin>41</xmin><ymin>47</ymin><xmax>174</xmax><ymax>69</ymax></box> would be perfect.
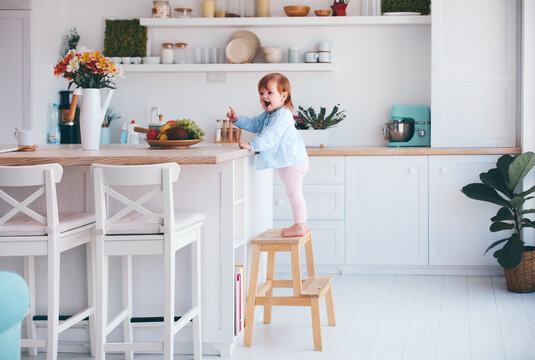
<box><xmin>461</xmin><ymin>152</ymin><xmax>535</xmax><ymax>293</ymax></box>
<box><xmin>295</xmin><ymin>104</ymin><xmax>346</xmax><ymax>148</ymax></box>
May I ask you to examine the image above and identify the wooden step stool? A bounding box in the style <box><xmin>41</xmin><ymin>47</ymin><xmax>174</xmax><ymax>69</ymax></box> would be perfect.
<box><xmin>244</xmin><ymin>229</ymin><xmax>336</xmax><ymax>351</ymax></box>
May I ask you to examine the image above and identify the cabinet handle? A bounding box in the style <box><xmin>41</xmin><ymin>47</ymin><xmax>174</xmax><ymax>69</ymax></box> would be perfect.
<box><xmin>440</xmin><ymin>167</ymin><xmax>448</xmax><ymax>174</ymax></box>
<box><xmin>409</xmin><ymin>167</ymin><xmax>417</xmax><ymax>174</ymax></box>
<box><xmin>275</xmin><ymin>199</ymin><xmax>284</xmax><ymax>206</ymax></box>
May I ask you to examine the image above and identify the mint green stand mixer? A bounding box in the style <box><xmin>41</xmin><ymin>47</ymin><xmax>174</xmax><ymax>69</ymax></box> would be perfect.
<box><xmin>383</xmin><ymin>105</ymin><xmax>431</xmax><ymax>147</ymax></box>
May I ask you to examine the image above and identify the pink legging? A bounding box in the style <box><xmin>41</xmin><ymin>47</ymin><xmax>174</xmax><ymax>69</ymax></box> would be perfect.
<box><xmin>278</xmin><ymin>162</ymin><xmax>309</xmax><ymax>224</ymax></box>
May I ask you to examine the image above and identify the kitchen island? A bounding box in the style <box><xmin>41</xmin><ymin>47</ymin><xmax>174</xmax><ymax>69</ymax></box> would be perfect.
<box><xmin>0</xmin><ymin>144</ymin><xmax>272</xmax><ymax>357</ymax></box>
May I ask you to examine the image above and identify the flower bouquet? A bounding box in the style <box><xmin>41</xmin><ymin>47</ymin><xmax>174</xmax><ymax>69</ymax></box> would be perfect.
<box><xmin>53</xmin><ymin>49</ymin><xmax>123</xmax><ymax>90</ymax></box>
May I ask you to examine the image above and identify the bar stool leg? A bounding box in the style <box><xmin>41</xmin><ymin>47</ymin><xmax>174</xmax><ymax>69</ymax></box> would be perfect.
<box><xmin>191</xmin><ymin>234</ymin><xmax>202</xmax><ymax>360</ymax></box>
<box><xmin>325</xmin><ymin>282</ymin><xmax>336</xmax><ymax>326</ymax></box>
<box><xmin>263</xmin><ymin>251</ymin><xmax>276</xmax><ymax>324</ymax></box>
<box><xmin>86</xmin><ymin>240</ymin><xmax>96</xmax><ymax>357</ymax></box>
<box><xmin>243</xmin><ymin>244</ymin><xmax>261</xmax><ymax>347</ymax></box>
<box><xmin>310</xmin><ymin>298</ymin><xmax>322</xmax><ymax>351</ymax></box>
<box><xmin>95</xmin><ymin>236</ymin><xmax>106</xmax><ymax>360</ymax></box>
<box><xmin>163</xmin><ymin>235</ymin><xmax>175</xmax><ymax>360</ymax></box>
<box><xmin>23</xmin><ymin>256</ymin><xmax>38</xmax><ymax>356</ymax></box>
<box><xmin>122</xmin><ymin>255</ymin><xmax>133</xmax><ymax>360</ymax></box>
<box><xmin>47</xmin><ymin>241</ymin><xmax>60</xmax><ymax>360</ymax></box>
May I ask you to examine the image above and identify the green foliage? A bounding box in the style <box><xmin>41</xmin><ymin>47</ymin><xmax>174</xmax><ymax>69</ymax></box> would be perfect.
<box><xmin>461</xmin><ymin>152</ymin><xmax>535</xmax><ymax>268</ymax></box>
<box><xmin>381</xmin><ymin>0</ymin><xmax>430</xmax><ymax>15</ymax></box>
<box><xmin>103</xmin><ymin>107</ymin><xmax>121</xmax><ymax>127</ymax></box>
<box><xmin>295</xmin><ymin>104</ymin><xmax>346</xmax><ymax>130</ymax></box>
<box><xmin>62</xmin><ymin>27</ymin><xmax>80</xmax><ymax>56</ymax></box>
<box><xmin>104</xmin><ymin>19</ymin><xmax>147</xmax><ymax>57</ymax></box>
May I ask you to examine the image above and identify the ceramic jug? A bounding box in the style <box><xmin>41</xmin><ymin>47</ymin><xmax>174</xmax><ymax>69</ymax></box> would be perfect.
<box><xmin>76</xmin><ymin>88</ymin><xmax>114</xmax><ymax>150</ymax></box>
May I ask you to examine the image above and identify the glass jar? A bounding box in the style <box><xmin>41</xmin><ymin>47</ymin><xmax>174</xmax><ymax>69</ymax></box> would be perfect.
<box><xmin>174</xmin><ymin>43</ymin><xmax>188</xmax><ymax>64</ymax></box>
<box><xmin>174</xmin><ymin>7</ymin><xmax>192</xmax><ymax>18</ymax></box>
<box><xmin>152</xmin><ymin>0</ymin><xmax>170</xmax><ymax>18</ymax></box>
<box><xmin>161</xmin><ymin>43</ymin><xmax>174</xmax><ymax>64</ymax></box>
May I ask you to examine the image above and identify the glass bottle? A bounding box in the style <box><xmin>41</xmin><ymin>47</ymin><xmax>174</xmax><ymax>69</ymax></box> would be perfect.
<box><xmin>47</xmin><ymin>103</ymin><xmax>60</xmax><ymax>144</ymax></box>
<box><xmin>174</xmin><ymin>43</ymin><xmax>188</xmax><ymax>64</ymax></box>
<box><xmin>161</xmin><ymin>42</ymin><xmax>174</xmax><ymax>64</ymax></box>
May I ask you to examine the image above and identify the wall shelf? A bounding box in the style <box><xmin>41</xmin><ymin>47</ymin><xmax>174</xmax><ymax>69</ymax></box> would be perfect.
<box><xmin>139</xmin><ymin>15</ymin><xmax>430</xmax><ymax>28</ymax></box>
<box><xmin>122</xmin><ymin>63</ymin><xmax>334</xmax><ymax>73</ymax></box>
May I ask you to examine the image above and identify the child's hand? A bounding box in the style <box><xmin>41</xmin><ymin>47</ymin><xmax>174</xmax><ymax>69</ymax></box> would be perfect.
<box><xmin>239</xmin><ymin>142</ymin><xmax>251</xmax><ymax>151</ymax></box>
<box><xmin>227</xmin><ymin>106</ymin><xmax>238</xmax><ymax>122</ymax></box>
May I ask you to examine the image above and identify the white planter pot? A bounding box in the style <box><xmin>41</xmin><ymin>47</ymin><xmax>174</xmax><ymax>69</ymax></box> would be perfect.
<box><xmin>297</xmin><ymin>129</ymin><xmax>330</xmax><ymax>148</ymax></box>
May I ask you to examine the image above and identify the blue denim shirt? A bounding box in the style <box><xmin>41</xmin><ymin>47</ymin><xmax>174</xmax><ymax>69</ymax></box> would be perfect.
<box><xmin>234</xmin><ymin>107</ymin><xmax>308</xmax><ymax>170</ymax></box>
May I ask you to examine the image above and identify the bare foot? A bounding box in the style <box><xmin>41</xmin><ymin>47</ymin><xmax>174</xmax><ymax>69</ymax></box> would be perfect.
<box><xmin>281</xmin><ymin>223</ymin><xmax>308</xmax><ymax>237</ymax></box>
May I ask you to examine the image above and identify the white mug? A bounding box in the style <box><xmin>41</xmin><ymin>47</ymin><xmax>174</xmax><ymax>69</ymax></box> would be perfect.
<box><xmin>305</xmin><ymin>52</ymin><xmax>319</xmax><ymax>63</ymax></box>
<box><xmin>14</xmin><ymin>128</ymin><xmax>34</xmax><ymax>146</ymax></box>
<box><xmin>318</xmin><ymin>41</ymin><xmax>333</xmax><ymax>52</ymax></box>
<box><xmin>318</xmin><ymin>51</ymin><xmax>332</xmax><ymax>63</ymax></box>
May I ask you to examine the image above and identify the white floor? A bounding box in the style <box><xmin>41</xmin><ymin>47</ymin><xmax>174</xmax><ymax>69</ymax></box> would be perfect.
<box><xmin>22</xmin><ymin>274</ymin><xmax>535</xmax><ymax>360</ymax></box>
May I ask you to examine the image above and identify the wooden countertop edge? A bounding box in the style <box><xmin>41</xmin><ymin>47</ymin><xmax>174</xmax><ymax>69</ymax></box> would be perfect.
<box><xmin>306</xmin><ymin>147</ymin><xmax>523</xmax><ymax>156</ymax></box>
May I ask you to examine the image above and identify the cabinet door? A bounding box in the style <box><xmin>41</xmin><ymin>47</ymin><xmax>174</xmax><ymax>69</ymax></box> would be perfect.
<box><xmin>345</xmin><ymin>156</ymin><xmax>428</xmax><ymax>266</ymax></box>
<box><xmin>0</xmin><ymin>10</ymin><xmax>30</xmax><ymax>142</ymax></box>
<box><xmin>273</xmin><ymin>156</ymin><xmax>345</xmax><ymax>185</ymax></box>
<box><xmin>429</xmin><ymin>155</ymin><xmax>502</xmax><ymax>266</ymax></box>
<box><xmin>431</xmin><ymin>0</ymin><xmax>518</xmax><ymax>147</ymax></box>
<box><xmin>273</xmin><ymin>220</ymin><xmax>345</xmax><ymax>265</ymax></box>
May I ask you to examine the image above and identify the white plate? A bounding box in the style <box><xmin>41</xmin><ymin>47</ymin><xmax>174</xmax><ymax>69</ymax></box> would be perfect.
<box><xmin>382</xmin><ymin>12</ymin><xmax>421</xmax><ymax>16</ymax></box>
<box><xmin>230</xmin><ymin>30</ymin><xmax>260</xmax><ymax>62</ymax></box>
<box><xmin>226</xmin><ymin>38</ymin><xmax>254</xmax><ymax>64</ymax></box>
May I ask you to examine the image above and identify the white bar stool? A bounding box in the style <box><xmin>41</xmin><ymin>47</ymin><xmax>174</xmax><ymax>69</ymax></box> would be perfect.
<box><xmin>0</xmin><ymin>164</ymin><xmax>96</xmax><ymax>360</ymax></box>
<box><xmin>91</xmin><ymin>163</ymin><xmax>203</xmax><ymax>360</ymax></box>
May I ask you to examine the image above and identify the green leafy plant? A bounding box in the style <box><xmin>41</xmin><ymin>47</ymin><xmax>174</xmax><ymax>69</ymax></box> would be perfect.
<box><xmin>295</xmin><ymin>104</ymin><xmax>346</xmax><ymax>130</ymax></box>
<box><xmin>381</xmin><ymin>0</ymin><xmax>430</xmax><ymax>15</ymax></box>
<box><xmin>104</xmin><ymin>19</ymin><xmax>147</xmax><ymax>57</ymax></box>
<box><xmin>103</xmin><ymin>107</ymin><xmax>121</xmax><ymax>127</ymax></box>
<box><xmin>62</xmin><ymin>27</ymin><xmax>80</xmax><ymax>56</ymax></box>
<box><xmin>461</xmin><ymin>152</ymin><xmax>535</xmax><ymax>268</ymax></box>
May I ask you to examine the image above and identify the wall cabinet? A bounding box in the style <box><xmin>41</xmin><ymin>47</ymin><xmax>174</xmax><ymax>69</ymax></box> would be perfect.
<box><xmin>345</xmin><ymin>156</ymin><xmax>429</xmax><ymax>266</ymax></box>
<box><xmin>429</xmin><ymin>155</ymin><xmax>502</xmax><ymax>266</ymax></box>
<box><xmin>431</xmin><ymin>0</ymin><xmax>518</xmax><ymax>147</ymax></box>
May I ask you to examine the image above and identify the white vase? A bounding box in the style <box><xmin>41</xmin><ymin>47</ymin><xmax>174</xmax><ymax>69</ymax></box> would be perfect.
<box><xmin>297</xmin><ymin>129</ymin><xmax>330</xmax><ymax>148</ymax></box>
<box><xmin>79</xmin><ymin>88</ymin><xmax>114</xmax><ymax>150</ymax></box>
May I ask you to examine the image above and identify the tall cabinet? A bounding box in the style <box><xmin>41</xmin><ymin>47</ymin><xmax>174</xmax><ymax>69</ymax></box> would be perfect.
<box><xmin>431</xmin><ymin>0</ymin><xmax>518</xmax><ymax>147</ymax></box>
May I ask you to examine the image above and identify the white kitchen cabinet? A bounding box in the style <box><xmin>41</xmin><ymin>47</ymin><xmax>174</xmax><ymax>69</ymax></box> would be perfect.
<box><xmin>0</xmin><ymin>9</ymin><xmax>30</xmax><ymax>141</ymax></box>
<box><xmin>431</xmin><ymin>0</ymin><xmax>518</xmax><ymax>147</ymax></box>
<box><xmin>345</xmin><ymin>156</ymin><xmax>428</xmax><ymax>266</ymax></box>
<box><xmin>429</xmin><ymin>155</ymin><xmax>503</xmax><ymax>267</ymax></box>
<box><xmin>273</xmin><ymin>156</ymin><xmax>345</xmax><ymax>266</ymax></box>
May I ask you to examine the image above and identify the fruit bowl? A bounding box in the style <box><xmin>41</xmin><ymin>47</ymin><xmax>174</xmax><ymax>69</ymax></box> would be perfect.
<box><xmin>284</xmin><ymin>5</ymin><xmax>310</xmax><ymax>17</ymax></box>
<box><xmin>146</xmin><ymin>139</ymin><xmax>204</xmax><ymax>148</ymax></box>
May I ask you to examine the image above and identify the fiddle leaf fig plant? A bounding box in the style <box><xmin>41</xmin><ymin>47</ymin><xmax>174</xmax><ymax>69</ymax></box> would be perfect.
<box><xmin>461</xmin><ymin>152</ymin><xmax>535</xmax><ymax>268</ymax></box>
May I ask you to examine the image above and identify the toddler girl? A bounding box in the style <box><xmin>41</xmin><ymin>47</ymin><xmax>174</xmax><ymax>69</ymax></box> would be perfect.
<box><xmin>226</xmin><ymin>73</ymin><xmax>309</xmax><ymax>237</ymax></box>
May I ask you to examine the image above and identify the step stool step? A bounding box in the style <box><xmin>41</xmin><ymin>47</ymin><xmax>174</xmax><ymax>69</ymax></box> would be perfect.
<box><xmin>251</xmin><ymin>228</ymin><xmax>312</xmax><ymax>244</ymax></box>
<box><xmin>301</xmin><ymin>276</ymin><xmax>332</xmax><ymax>298</ymax></box>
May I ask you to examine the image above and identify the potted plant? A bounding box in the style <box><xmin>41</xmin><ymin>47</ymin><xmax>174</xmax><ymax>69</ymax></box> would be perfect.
<box><xmin>461</xmin><ymin>152</ymin><xmax>535</xmax><ymax>293</ymax></box>
<box><xmin>295</xmin><ymin>104</ymin><xmax>346</xmax><ymax>148</ymax></box>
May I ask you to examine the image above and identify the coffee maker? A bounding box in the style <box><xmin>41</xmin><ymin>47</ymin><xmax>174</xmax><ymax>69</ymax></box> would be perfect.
<box><xmin>382</xmin><ymin>105</ymin><xmax>430</xmax><ymax>147</ymax></box>
<box><xmin>58</xmin><ymin>90</ymin><xmax>81</xmax><ymax>144</ymax></box>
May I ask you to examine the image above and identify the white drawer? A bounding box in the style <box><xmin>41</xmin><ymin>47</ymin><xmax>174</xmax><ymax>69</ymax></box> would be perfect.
<box><xmin>273</xmin><ymin>156</ymin><xmax>345</xmax><ymax>185</ymax></box>
<box><xmin>273</xmin><ymin>220</ymin><xmax>345</xmax><ymax>265</ymax></box>
<box><xmin>274</xmin><ymin>184</ymin><xmax>345</xmax><ymax>220</ymax></box>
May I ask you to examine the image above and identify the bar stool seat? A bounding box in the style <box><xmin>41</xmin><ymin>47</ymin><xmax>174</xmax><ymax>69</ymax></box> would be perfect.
<box><xmin>244</xmin><ymin>228</ymin><xmax>336</xmax><ymax>351</ymax></box>
<box><xmin>91</xmin><ymin>163</ymin><xmax>203</xmax><ymax>360</ymax></box>
<box><xmin>0</xmin><ymin>164</ymin><xmax>96</xmax><ymax>360</ymax></box>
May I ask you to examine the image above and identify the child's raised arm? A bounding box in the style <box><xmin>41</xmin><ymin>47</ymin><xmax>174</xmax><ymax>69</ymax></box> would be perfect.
<box><xmin>226</xmin><ymin>106</ymin><xmax>237</xmax><ymax>122</ymax></box>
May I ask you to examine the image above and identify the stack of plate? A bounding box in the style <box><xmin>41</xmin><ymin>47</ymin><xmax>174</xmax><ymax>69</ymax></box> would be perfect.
<box><xmin>226</xmin><ymin>30</ymin><xmax>261</xmax><ymax>64</ymax></box>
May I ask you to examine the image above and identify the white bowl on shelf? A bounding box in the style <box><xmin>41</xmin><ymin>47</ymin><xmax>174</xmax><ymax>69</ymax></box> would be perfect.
<box><xmin>262</xmin><ymin>46</ymin><xmax>282</xmax><ymax>63</ymax></box>
<box><xmin>142</xmin><ymin>56</ymin><xmax>161</xmax><ymax>64</ymax></box>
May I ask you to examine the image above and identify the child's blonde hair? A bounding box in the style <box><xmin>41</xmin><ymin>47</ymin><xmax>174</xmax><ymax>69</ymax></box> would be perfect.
<box><xmin>258</xmin><ymin>73</ymin><xmax>293</xmax><ymax>113</ymax></box>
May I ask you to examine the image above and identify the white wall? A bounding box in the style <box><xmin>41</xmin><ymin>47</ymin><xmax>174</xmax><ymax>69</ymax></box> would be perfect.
<box><xmin>31</xmin><ymin>0</ymin><xmax>430</xmax><ymax>146</ymax></box>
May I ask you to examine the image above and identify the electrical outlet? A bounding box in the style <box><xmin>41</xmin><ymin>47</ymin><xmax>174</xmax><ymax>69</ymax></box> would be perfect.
<box><xmin>206</xmin><ymin>72</ymin><xmax>227</xmax><ymax>83</ymax></box>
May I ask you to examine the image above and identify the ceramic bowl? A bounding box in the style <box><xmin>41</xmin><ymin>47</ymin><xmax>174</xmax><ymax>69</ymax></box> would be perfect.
<box><xmin>284</xmin><ymin>5</ymin><xmax>310</xmax><ymax>17</ymax></box>
<box><xmin>262</xmin><ymin>46</ymin><xmax>282</xmax><ymax>63</ymax></box>
<box><xmin>226</xmin><ymin>38</ymin><xmax>254</xmax><ymax>63</ymax></box>
<box><xmin>142</xmin><ymin>56</ymin><xmax>161</xmax><ymax>64</ymax></box>
<box><xmin>314</xmin><ymin>9</ymin><xmax>331</xmax><ymax>16</ymax></box>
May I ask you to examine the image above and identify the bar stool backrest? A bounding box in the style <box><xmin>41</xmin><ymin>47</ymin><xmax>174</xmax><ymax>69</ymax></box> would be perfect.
<box><xmin>0</xmin><ymin>164</ymin><xmax>63</xmax><ymax>228</ymax></box>
<box><xmin>90</xmin><ymin>163</ymin><xmax>180</xmax><ymax>234</ymax></box>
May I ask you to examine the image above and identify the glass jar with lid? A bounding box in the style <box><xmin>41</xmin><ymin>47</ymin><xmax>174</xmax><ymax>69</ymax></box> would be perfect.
<box><xmin>174</xmin><ymin>7</ymin><xmax>193</xmax><ymax>18</ymax></box>
<box><xmin>152</xmin><ymin>0</ymin><xmax>170</xmax><ymax>18</ymax></box>
<box><xmin>161</xmin><ymin>43</ymin><xmax>174</xmax><ymax>64</ymax></box>
<box><xmin>174</xmin><ymin>43</ymin><xmax>188</xmax><ymax>64</ymax></box>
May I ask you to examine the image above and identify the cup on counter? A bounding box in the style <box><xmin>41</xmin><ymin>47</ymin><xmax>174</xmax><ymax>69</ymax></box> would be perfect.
<box><xmin>318</xmin><ymin>51</ymin><xmax>332</xmax><ymax>63</ymax></box>
<box><xmin>305</xmin><ymin>51</ymin><xmax>318</xmax><ymax>63</ymax></box>
<box><xmin>14</xmin><ymin>128</ymin><xmax>34</xmax><ymax>147</ymax></box>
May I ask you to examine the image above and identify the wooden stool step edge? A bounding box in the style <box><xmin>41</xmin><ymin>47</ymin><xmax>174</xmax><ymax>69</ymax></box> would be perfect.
<box><xmin>251</xmin><ymin>228</ymin><xmax>313</xmax><ymax>245</ymax></box>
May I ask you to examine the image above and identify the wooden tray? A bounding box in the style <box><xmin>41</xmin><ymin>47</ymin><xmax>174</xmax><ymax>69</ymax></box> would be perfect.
<box><xmin>146</xmin><ymin>139</ymin><xmax>204</xmax><ymax>148</ymax></box>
